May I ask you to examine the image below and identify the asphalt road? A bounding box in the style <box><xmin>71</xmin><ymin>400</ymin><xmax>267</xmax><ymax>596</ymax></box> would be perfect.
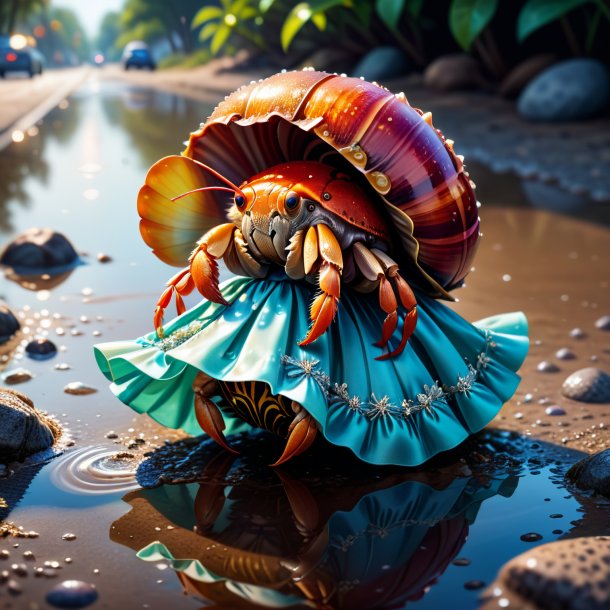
<box><xmin>0</xmin><ymin>66</ymin><xmax>90</xmax><ymax>149</ymax></box>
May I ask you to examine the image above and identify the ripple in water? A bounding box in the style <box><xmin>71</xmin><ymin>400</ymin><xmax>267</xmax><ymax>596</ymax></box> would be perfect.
<box><xmin>50</xmin><ymin>446</ymin><xmax>140</xmax><ymax>494</ymax></box>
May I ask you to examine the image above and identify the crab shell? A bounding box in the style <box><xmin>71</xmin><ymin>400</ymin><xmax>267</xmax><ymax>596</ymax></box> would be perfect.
<box><xmin>183</xmin><ymin>70</ymin><xmax>479</xmax><ymax>298</ymax></box>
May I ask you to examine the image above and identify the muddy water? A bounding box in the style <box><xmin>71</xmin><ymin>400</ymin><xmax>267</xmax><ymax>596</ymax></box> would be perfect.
<box><xmin>0</xmin><ymin>73</ymin><xmax>609</xmax><ymax>609</ymax></box>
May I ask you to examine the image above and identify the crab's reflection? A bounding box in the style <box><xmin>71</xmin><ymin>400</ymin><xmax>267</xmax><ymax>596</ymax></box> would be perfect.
<box><xmin>111</xmin><ymin>445</ymin><xmax>517</xmax><ymax>609</ymax></box>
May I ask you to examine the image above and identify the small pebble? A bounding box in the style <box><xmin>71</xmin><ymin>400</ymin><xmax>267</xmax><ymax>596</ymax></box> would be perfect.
<box><xmin>23</xmin><ymin>551</ymin><xmax>35</xmax><ymax>561</ymax></box>
<box><xmin>537</xmin><ymin>361</ymin><xmax>560</xmax><ymax>373</ymax></box>
<box><xmin>105</xmin><ymin>431</ymin><xmax>118</xmax><ymax>439</ymax></box>
<box><xmin>464</xmin><ymin>580</ymin><xmax>485</xmax><ymax>590</ymax></box>
<box><xmin>46</xmin><ymin>580</ymin><xmax>98</xmax><ymax>608</ymax></box>
<box><xmin>595</xmin><ymin>315</ymin><xmax>610</xmax><ymax>331</ymax></box>
<box><xmin>2</xmin><ymin>368</ymin><xmax>33</xmax><ymax>384</ymax></box>
<box><xmin>549</xmin><ymin>514</ymin><xmax>563</xmax><ymax>518</ymax></box>
<box><xmin>520</xmin><ymin>532</ymin><xmax>543</xmax><ymax>542</ymax></box>
<box><xmin>8</xmin><ymin>578</ymin><xmax>22</xmax><ymax>594</ymax></box>
<box><xmin>570</xmin><ymin>328</ymin><xmax>586</xmax><ymax>339</ymax></box>
<box><xmin>523</xmin><ymin>393</ymin><xmax>534</xmax><ymax>403</ymax></box>
<box><xmin>1</xmin><ymin>550</ymin><xmax>10</xmax><ymax>559</ymax></box>
<box><xmin>11</xmin><ymin>562</ymin><xmax>27</xmax><ymax>576</ymax></box>
<box><xmin>61</xmin><ymin>533</ymin><xmax>77</xmax><ymax>541</ymax></box>
<box><xmin>97</xmin><ymin>253</ymin><xmax>112</xmax><ymax>263</ymax></box>
<box><xmin>562</xmin><ymin>368</ymin><xmax>610</xmax><ymax>403</ymax></box>
<box><xmin>25</xmin><ymin>338</ymin><xmax>58</xmax><ymax>360</ymax></box>
<box><xmin>452</xmin><ymin>557</ymin><xmax>471</xmax><ymax>566</ymax></box>
<box><xmin>555</xmin><ymin>348</ymin><xmax>576</xmax><ymax>360</ymax></box>
<box><xmin>545</xmin><ymin>405</ymin><xmax>566</xmax><ymax>416</ymax></box>
<box><xmin>64</xmin><ymin>382</ymin><xmax>97</xmax><ymax>396</ymax></box>
<box><xmin>54</xmin><ymin>363</ymin><xmax>71</xmax><ymax>371</ymax></box>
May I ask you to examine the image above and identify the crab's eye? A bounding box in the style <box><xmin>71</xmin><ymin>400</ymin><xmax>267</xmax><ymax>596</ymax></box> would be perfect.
<box><xmin>234</xmin><ymin>194</ymin><xmax>246</xmax><ymax>209</ymax></box>
<box><xmin>285</xmin><ymin>192</ymin><xmax>300</xmax><ymax>212</ymax></box>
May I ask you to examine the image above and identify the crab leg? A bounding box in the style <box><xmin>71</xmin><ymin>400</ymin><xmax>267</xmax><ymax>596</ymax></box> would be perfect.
<box><xmin>299</xmin><ymin>224</ymin><xmax>343</xmax><ymax>346</ymax></box>
<box><xmin>193</xmin><ymin>371</ymin><xmax>238</xmax><ymax>454</ymax></box>
<box><xmin>271</xmin><ymin>401</ymin><xmax>318</xmax><ymax>466</ymax></box>
<box><xmin>154</xmin><ymin>223</ymin><xmax>236</xmax><ymax>337</ymax></box>
<box><xmin>352</xmin><ymin>243</ymin><xmax>418</xmax><ymax>359</ymax></box>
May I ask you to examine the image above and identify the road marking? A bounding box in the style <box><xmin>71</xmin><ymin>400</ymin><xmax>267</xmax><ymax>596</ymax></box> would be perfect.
<box><xmin>0</xmin><ymin>67</ymin><xmax>90</xmax><ymax>151</ymax></box>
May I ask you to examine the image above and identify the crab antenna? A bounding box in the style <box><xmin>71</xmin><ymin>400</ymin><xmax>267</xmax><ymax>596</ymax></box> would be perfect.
<box><xmin>171</xmin><ymin>186</ymin><xmax>237</xmax><ymax>202</ymax></box>
<box><xmin>187</xmin><ymin>157</ymin><xmax>246</xmax><ymax>198</ymax></box>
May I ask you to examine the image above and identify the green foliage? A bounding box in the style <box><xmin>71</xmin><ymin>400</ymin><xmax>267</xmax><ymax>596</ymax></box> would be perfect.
<box><xmin>192</xmin><ymin>0</ymin><xmax>263</xmax><ymax>56</ymax></box>
<box><xmin>449</xmin><ymin>0</ymin><xmax>498</xmax><ymax>51</ymax></box>
<box><xmin>376</xmin><ymin>0</ymin><xmax>424</xmax><ymax>30</ymax></box>
<box><xmin>517</xmin><ymin>0</ymin><xmax>595</xmax><ymax>41</ymax></box>
<box><xmin>280</xmin><ymin>1</ymin><xmax>340</xmax><ymax>51</ymax></box>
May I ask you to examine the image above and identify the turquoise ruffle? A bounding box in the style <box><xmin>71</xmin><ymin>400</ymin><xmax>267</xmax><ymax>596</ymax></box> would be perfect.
<box><xmin>94</xmin><ymin>276</ymin><xmax>528</xmax><ymax>466</ymax></box>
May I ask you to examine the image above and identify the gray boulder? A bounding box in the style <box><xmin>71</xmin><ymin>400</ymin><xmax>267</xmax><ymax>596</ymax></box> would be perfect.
<box><xmin>562</xmin><ymin>367</ymin><xmax>610</xmax><ymax>403</ymax></box>
<box><xmin>0</xmin><ymin>388</ymin><xmax>61</xmax><ymax>463</ymax></box>
<box><xmin>0</xmin><ymin>227</ymin><xmax>80</xmax><ymax>272</ymax></box>
<box><xmin>352</xmin><ymin>46</ymin><xmax>410</xmax><ymax>82</ymax></box>
<box><xmin>567</xmin><ymin>449</ymin><xmax>610</xmax><ymax>497</ymax></box>
<box><xmin>480</xmin><ymin>537</ymin><xmax>610</xmax><ymax>610</ymax></box>
<box><xmin>518</xmin><ymin>59</ymin><xmax>610</xmax><ymax>122</ymax></box>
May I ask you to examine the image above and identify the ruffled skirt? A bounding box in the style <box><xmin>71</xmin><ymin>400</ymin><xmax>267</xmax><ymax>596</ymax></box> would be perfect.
<box><xmin>94</xmin><ymin>276</ymin><xmax>528</xmax><ymax>466</ymax></box>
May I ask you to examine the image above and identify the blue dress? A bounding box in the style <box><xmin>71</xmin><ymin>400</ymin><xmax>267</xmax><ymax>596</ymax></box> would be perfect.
<box><xmin>94</xmin><ymin>275</ymin><xmax>528</xmax><ymax>466</ymax></box>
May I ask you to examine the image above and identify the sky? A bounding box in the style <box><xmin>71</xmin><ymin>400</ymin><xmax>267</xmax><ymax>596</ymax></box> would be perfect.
<box><xmin>54</xmin><ymin>0</ymin><xmax>124</xmax><ymax>39</ymax></box>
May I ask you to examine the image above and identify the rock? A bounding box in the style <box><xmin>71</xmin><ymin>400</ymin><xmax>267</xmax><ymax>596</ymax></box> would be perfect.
<box><xmin>481</xmin><ymin>537</ymin><xmax>610</xmax><ymax>610</ymax></box>
<box><xmin>0</xmin><ymin>388</ymin><xmax>61</xmax><ymax>463</ymax></box>
<box><xmin>595</xmin><ymin>315</ymin><xmax>610</xmax><ymax>331</ymax></box>
<box><xmin>25</xmin><ymin>339</ymin><xmax>57</xmax><ymax>361</ymax></box>
<box><xmin>0</xmin><ymin>302</ymin><xmax>20</xmax><ymax>344</ymax></box>
<box><xmin>46</xmin><ymin>580</ymin><xmax>98</xmax><ymax>608</ymax></box>
<box><xmin>536</xmin><ymin>361</ymin><xmax>560</xmax><ymax>373</ymax></box>
<box><xmin>0</xmin><ymin>228</ymin><xmax>80</xmax><ymax>272</ymax></box>
<box><xmin>562</xmin><ymin>367</ymin><xmax>610</xmax><ymax>403</ymax></box>
<box><xmin>499</xmin><ymin>54</ymin><xmax>557</xmax><ymax>98</ymax></box>
<box><xmin>567</xmin><ymin>449</ymin><xmax>610</xmax><ymax>497</ymax></box>
<box><xmin>518</xmin><ymin>59</ymin><xmax>610</xmax><ymax>122</ymax></box>
<box><xmin>555</xmin><ymin>348</ymin><xmax>576</xmax><ymax>360</ymax></box>
<box><xmin>570</xmin><ymin>327</ymin><xmax>586</xmax><ymax>339</ymax></box>
<box><xmin>2</xmin><ymin>368</ymin><xmax>33</xmax><ymax>385</ymax></box>
<box><xmin>544</xmin><ymin>405</ymin><xmax>565</xmax><ymax>416</ymax></box>
<box><xmin>352</xmin><ymin>46</ymin><xmax>410</xmax><ymax>82</ymax></box>
<box><xmin>424</xmin><ymin>54</ymin><xmax>488</xmax><ymax>91</ymax></box>
<box><xmin>63</xmin><ymin>382</ymin><xmax>97</xmax><ymax>396</ymax></box>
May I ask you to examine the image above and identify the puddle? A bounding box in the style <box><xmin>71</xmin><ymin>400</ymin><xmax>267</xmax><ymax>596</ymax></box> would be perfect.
<box><xmin>0</xmin><ymin>73</ymin><xmax>609</xmax><ymax>608</ymax></box>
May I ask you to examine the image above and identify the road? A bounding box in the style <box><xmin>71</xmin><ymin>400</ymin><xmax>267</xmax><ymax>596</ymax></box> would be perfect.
<box><xmin>0</xmin><ymin>66</ymin><xmax>90</xmax><ymax>149</ymax></box>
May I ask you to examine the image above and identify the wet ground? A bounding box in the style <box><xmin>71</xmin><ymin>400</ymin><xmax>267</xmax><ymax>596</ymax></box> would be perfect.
<box><xmin>0</xmin><ymin>70</ymin><xmax>609</xmax><ymax>609</ymax></box>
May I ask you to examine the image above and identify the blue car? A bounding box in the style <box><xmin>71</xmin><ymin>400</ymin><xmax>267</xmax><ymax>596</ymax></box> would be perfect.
<box><xmin>122</xmin><ymin>41</ymin><xmax>155</xmax><ymax>71</ymax></box>
<box><xmin>0</xmin><ymin>44</ymin><xmax>44</xmax><ymax>78</ymax></box>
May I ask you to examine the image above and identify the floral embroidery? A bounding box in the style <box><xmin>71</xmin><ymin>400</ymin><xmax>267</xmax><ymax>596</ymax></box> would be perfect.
<box><xmin>282</xmin><ymin>329</ymin><xmax>498</xmax><ymax>421</ymax></box>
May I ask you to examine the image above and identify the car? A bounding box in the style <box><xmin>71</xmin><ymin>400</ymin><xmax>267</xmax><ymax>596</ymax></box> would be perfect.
<box><xmin>0</xmin><ymin>45</ymin><xmax>44</xmax><ymax>78</ymax></box>
<box><xmin>121</xmin><ymin>41</ymin><xmax>155</xmax><ymax>71</ymax></box>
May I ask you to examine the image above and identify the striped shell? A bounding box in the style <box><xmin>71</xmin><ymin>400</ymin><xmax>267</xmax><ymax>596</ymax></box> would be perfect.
<box><xmin>183</xmin><ymin>69</ymin><xmax>479</xmax><ymax>298</ymax></box>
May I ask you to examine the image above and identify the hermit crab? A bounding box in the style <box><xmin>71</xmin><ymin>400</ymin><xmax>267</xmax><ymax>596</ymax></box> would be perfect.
<box><xmin>137</xmin><ymin>69</ymin><xmax>480</xmax><ymax>464</ymax></box>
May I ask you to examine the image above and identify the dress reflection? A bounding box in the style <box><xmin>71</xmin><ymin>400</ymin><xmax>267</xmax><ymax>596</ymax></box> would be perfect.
<box><xmin>111</xmin><ymin>445</ymin><xmax>517</xmax><ymax>609</ymax></box>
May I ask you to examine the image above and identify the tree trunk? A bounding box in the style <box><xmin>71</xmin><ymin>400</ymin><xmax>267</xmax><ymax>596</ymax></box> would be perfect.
<box><xmin>7</xmin><ymin>0</ymin><xmax>20</xmax><ymax>35</ymax></box>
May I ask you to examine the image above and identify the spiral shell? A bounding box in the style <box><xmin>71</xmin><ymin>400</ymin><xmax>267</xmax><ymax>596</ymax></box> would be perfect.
<box><xmin>184</xmin><ymin>70</ymin><xmax>479</xmax><ymax>297</ymax></box>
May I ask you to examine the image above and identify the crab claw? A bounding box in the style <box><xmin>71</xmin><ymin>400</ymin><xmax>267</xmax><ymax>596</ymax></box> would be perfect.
<box><xmin>271</xmin><ymin>404</ymin><xmax>318</xmax><ymax>467</ymax></box>
<box><xmin>193</xmin><ymin>373</ymin><xmax>238</xmax><ymax>455</ymax></box>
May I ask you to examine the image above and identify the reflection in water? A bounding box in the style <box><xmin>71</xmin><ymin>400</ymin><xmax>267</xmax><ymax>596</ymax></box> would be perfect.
<box><xmin>99</xmin><ymin>86</ymin><xmax>212</xmax><ymax>168</ymax></box>
<box><xmin>0</xmin><ymin>100</ymin><xmax>82</xmax><ymax>234</ymax></box>
<box><xmin>111</xmin><ymin>443</ymin><xmax>517</xmax><ymax>609</ymax></box>
<box><xmin>2</xmin><ymin>267</ymin><xmax>76</xmax><ymax>291</ymax></box>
